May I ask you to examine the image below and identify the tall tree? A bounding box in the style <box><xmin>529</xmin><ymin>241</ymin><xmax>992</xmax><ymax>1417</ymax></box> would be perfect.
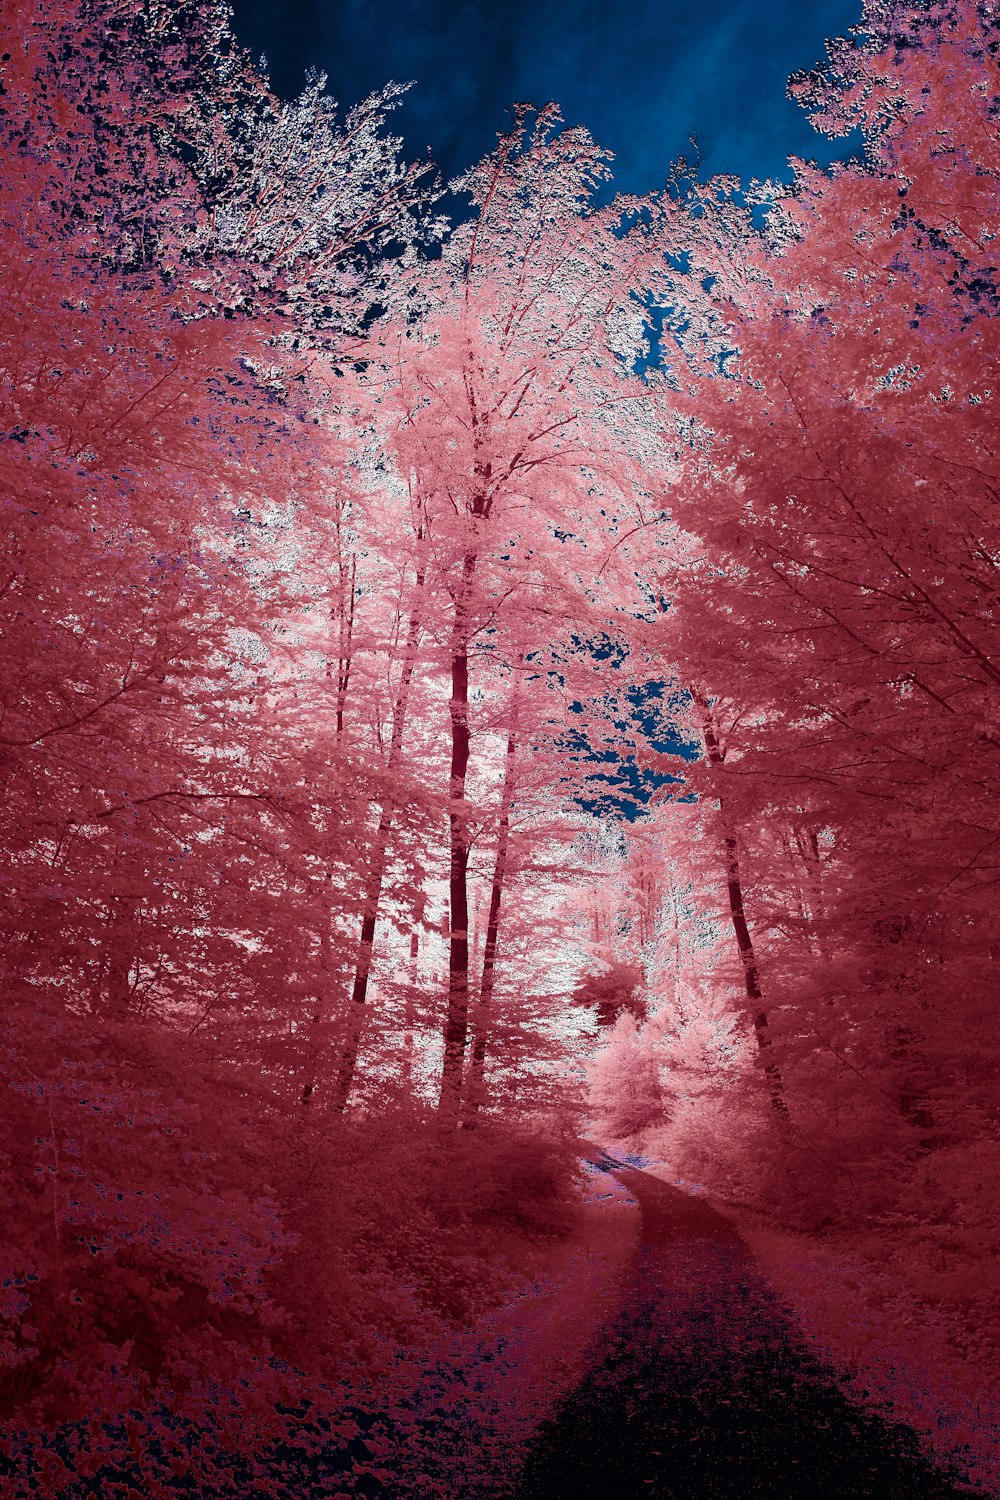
<box><xmin>632</xmin><ymin>0</ymin><xmax>1000</xmax><ymax>1200</ymax></box>
<box><xmin>379</xmin><ymin>105</ymin><xmax>663</xmax><ymax>1116</ymax></box>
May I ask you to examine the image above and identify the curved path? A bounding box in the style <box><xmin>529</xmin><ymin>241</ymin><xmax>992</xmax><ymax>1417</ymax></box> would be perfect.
<box><xmin>512</xmin><ymin>1161</ymin><xmax>974</xmax><ymax>1499</ymax></box>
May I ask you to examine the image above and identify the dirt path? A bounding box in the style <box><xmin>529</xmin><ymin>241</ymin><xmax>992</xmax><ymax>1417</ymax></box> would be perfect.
<box><xmin>512</xmin><ymin>1163</ymin><xmax>976</xmax><ymax>1498</ymax></box>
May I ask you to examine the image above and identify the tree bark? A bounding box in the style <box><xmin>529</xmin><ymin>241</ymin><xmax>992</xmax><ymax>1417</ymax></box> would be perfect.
<box><xmin>331</xmin><ymin>802</ymin><xmax>395</xmax><ymax>1111</ymax></box>
<box><xmin>328</xmin><ymin>559</ymin><xmax>426</xmax><ymax>1111</ymax></box>
<box><xmin>438</xmin><ymin>549</ymin><xmax>478</xmax><ymax>1117</ymax></box>
<box><xmin>400</xmin><ymin>928</ymin><xmax>419</xmax><ymax>1091</ymax></box>
<box><xmin>464</xmin><ymin>718</ymin><xmax>516</xmax><ymax>1122</ymax></box>
<box><xmin>698</xmin><ymin>695</ymin><xmax>787</xmax><ymax>1116</ymax></box>
<box><xmin>335</xmin><ymin>551</ymin><xmax>356</xmax><ymax>742</ymax></box>
<box><xmin>438</xmin><ymin>379</ymin><xmax>493</xmax><ymax>1118</ymax></box>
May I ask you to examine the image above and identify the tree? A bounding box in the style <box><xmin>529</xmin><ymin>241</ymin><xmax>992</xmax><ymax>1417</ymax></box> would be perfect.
<box><xmin>378</xmin><ymin>105</ymin><xmax>663</xmax><ymax>1116</ymax></box>
<box><xmin>632</xmin><ymin>0</ymin><xmax>1000</xmax><ymax>1207</ymax></box>
<box><xmin>0</xmin><ymin>0</ymin><xmax>470</xmax><ymax>1471</ymax></box>
<box><xmin>588</xmin><ymin>1011</ymin><xmax>664</xmax><ymax>1139</ymax></box>
<box><xmin>572</xmin><ymin>962</ymin><xmax>647</xmax><ymax>1029</ymax></box>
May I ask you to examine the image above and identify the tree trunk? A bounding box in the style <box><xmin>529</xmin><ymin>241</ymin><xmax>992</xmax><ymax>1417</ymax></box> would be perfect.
<box><xmin>331</xmin><ymin>804</ymin><xmax>394</xmax><ymax>1111</ymax></box>
<box><xmin>790</xmin><ymin>823</ymin><xmax>830</xmax><ymax>972</ymax></box>
<box><xmin>400</xmin><ymin>929</ymin><xmax>419</xmax><ymax>1091</ymax></box>
<box><xmin>438</xmin><ymin>551</ymin><xmax>477</xmax><ymax>1117</ymax></box>
<box><xmin>698</xmin><ymin>696</ymin><xmax>787</xmax><ymax>1116</ymax></box>
<box><xmin>664</xmin><ymin>873</ymin><xmax>687</xmax><ymax>1024</ymax></box>
<box><xmin>438</xmin><ymin>409</ymin><xmax>492</xmax><ymax>1118</ymax></box>
<box><xmin>335</xmin><ymin>551</ymin><xmax>357</xmax><ymax>742</ymax></box>
<box><xmin>302</xmin><ymin>895</ymin><xmax>334</xmax><ymax>1107</ymax></box>
<box><xmin>327</xmin><ymin>499</ymin><xmax>357</xmax><ymax>745</ymax></box>
<box><xmin>464</xmin><ymin>717</ymin><xmax>517</xmax><ymax>1122</ymax></box>
<box><xmin>328</xmin><ymin>559</ymin><xmax>426</xmax><ymax>1111</ymax></box>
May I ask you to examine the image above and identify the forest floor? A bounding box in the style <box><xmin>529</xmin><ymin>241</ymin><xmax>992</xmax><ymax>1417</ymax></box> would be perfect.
<box><xmin>28</xmin><ymin>1151</ymin><xmax>987</xmax><ymax>1499</ymax></box>
<box><xmin>510</xmin><ymin>1162</ymin><xmax>979</xmax><ymax>1499</ymax></box>
<box><xmin>465</xmin><ymin>1158</ymin><xmax>642</xmax><ymax>1452</ymax></box>
<box><xmin>739</xmin><ymin>1217</ymin><xmax>1000</xmax><ymax>1497</ymax></box>
<box><xmin>324</xmin><ymin>1157</ymin><xmax>643</xmax><ymax>1498</ymax></box>
<box><xmin>241</xmin><ymin>1148</ymin><xmax>999</xmax><ymax>1497</ymax></box>
<box><xmin>356</xmin><ymin>1150</ymin><xmax>994</xmax><ymax>1497</ymax></box>
<box><xmin>631</xmin><ymin>1160</ymin><xmax>1000</xmax><ymax>1497</ymax></box>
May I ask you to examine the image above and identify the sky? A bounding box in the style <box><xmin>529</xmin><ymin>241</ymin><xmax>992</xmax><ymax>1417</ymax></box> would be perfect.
<box><xmin>229</xmin><ymin>0</ymin><xmax>864</xmax><ymax>195</ymax></box>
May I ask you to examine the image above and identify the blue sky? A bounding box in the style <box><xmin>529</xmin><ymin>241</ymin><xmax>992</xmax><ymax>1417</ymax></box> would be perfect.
<box><xmin>230</xmin><ymin>0</ymin><xmax>863</xmax><ymax>192</ymax></box>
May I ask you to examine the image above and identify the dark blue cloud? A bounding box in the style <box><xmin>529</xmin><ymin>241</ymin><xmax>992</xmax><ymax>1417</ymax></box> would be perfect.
<box><xmin>231</xmin><ymin>0</ymin><xmax>863</xmax><ymax>191</ymax></box>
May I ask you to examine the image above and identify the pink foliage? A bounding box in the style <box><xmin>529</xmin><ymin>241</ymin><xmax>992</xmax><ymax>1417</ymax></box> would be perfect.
<box><xmin>1</xmin><ymin>0</ymin><xmax>997</xmax><ymax>1489</ymax></box>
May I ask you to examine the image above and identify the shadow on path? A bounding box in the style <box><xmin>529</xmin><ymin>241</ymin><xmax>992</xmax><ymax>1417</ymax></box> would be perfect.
<box><xmin>513</xmin><ymin>1164</ymin><xmax>975</xmax><ymax>1498</ymax></box>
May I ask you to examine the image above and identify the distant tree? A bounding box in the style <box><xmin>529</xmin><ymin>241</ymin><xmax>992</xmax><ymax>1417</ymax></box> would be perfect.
<box><xmin>572</xmin><ymin>962</ymin><xmax>648</xmax><ymax>1029</ymax></box>
<box><xmin>588</xmin><ymin>1011</ymin><xmax>664</xmax><ymax>1138</ymax></box>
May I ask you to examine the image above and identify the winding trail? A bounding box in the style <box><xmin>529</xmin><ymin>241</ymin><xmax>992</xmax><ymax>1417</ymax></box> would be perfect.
<box><xmin>512</xmin><ymin>1160</ymin><xmax>974</xmax><ymax>1499</ymax></box>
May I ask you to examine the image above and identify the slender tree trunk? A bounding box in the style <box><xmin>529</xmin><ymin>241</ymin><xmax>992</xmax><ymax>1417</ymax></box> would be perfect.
<box><xmin>331</xmin><ymin>720</ymin><xmax>413</xmax><ymax>1110</ymax></box>
<box><xmin>335</xmin><ymin>552</ymin><xmax>357</xmax><ymax>742</ymax></box>
<box><xmin>401</xmin><ymin>929</ymin><xmax>419</xmax><ymax>1091</ymax></box>
<box><xmin>791</xmin><ymin>823</ymin><xmax>834</xmax><ymax>988</ymax></box>
<box><xmin>326</xmin><ymin>499</ymin><xmax>358</xmax><ymax>745</ymax></box>
<box><xmin>302</xmin><ymin>898</ymin><xmax>333</xmax><ymax>1107</ymax></box>
<box><xmin>331</xmin><ymin>802</ymin><xmax>394</xmax><ymax>1111</ymax></box>
<box><xmin>464</xmin><ymin>717</ymin><xmax>517</xmax><ymax>1122</ymax></box>
<box><xmin>437</xmin><ymin>400</ymin><xmax>492</xmax><ymax>1117</ymax></box>
<box><xmin>698</xmin><ymin>696</ymin><xmax>787</xmax><ymax>1116</ymax></box>
<box><xmin>438</xmin><ymin>550</ymin><xmax>477</xmax><ymax>1116</ymax></box>
<box><xmin>328</xmin><ymin>557</ymin><xmax>426</xmax><ymax>1111</ymax></box>
<box><xmin>719</xmin><ymin>828</ymin><xmax>787</xmax><ymax>1113</ymax></box>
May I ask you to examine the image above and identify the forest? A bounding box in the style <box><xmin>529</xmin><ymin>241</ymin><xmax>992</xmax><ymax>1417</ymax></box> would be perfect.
<box><xmin>0</xmin><ymin>0</ymin><xmax>997</xmax><ymax>1494</ymax></box>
